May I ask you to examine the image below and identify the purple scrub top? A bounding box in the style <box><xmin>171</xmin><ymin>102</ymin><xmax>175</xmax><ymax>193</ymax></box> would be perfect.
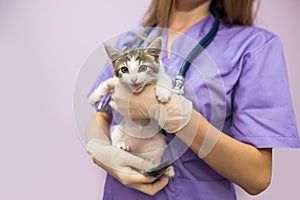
<box><xmin>90</xmin><ymin>15</ymin><xmax>299</xmax><ymax>200</ymax></box>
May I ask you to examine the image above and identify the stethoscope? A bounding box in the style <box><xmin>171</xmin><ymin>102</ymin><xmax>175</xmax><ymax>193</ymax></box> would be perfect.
<box><xmin>174</xmin><ymin>6</ymin><xmax>220</xmax><ymax>95</ymax></box>
<box><xmin>131</xmin><ymin>5</ymin><xmax>220</xmax><ymax>95</ymax></box>
<box><xmin>96</xmin><ymin>5</ymin><xmax>220</xmax><ymax>111</ymax></box>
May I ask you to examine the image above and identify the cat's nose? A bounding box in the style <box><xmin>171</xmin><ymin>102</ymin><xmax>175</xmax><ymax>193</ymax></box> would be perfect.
<box><xmin>130</xmin><ymin>76</ymin><xmax>138</xmax><ymax>83</ymax></box>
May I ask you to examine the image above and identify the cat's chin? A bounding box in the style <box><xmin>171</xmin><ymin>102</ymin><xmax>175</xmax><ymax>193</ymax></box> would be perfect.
<box><xmin>130</xmin><ymin>83</ymin><xmax>144</xmax><ymax>93</ymax></box>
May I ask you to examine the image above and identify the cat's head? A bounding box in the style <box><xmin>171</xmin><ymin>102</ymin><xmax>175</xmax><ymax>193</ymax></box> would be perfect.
<box><xmin>104</xmin><ymin>37</ymin><xmax>162</xmax><ymax>93</ymax></box>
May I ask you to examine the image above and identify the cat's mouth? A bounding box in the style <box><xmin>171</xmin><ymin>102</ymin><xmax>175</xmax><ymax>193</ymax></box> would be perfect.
<box><xmin>130</xmin><ymin>83</ymin><xmax>144</xmax><ymax>93</ymax></box>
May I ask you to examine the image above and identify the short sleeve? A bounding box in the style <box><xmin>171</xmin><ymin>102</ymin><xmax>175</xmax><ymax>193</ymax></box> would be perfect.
<box><xmin>231</xmin><ymin>36</ymin><xmax>300</xmax><ymax>148</ymax></box>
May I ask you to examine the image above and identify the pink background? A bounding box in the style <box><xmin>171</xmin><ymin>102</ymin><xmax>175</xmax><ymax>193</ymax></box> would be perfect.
<box><xmin>0</xmin><ymin>0</ymin><xmax>299</xmax><ymax>199</ymax></box>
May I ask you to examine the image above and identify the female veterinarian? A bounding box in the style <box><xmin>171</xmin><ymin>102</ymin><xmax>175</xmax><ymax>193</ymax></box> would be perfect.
<box><xmin>85</xmin><ymin>0</ymin><xmax>300</xmax><ymax>199</ymax></box>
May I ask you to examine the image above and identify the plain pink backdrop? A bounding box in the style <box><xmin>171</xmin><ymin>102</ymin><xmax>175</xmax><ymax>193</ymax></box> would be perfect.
<box><xmin>0</xmin><ymin>0</ymin><xmax>299</xmax><ymax>199</ymax></box>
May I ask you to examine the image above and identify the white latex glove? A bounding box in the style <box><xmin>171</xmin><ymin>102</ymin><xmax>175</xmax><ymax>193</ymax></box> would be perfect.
<box><xmin>86</xmin><ymin>138</ymin><xmax>169</xmax><ymax>195</ymax></box>
<box><xmin>109</xmin><ymin>83</ymin><xmax>193</xmax><ymax>133</ymax></box>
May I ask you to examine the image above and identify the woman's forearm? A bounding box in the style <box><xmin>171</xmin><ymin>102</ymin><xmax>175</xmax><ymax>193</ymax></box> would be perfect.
<box><xmin>176</xmin><ymin>110</ymin><xmax>272</xmax><ymax>195</ymax></box>
<box><xmin>85</xmin><ymin>112</ymin><xmax>112</xmax><ymax>142</ymax></box>
<box><xmin>107</xmin><ymin>84</ymin><xmax>272</xmax><ymax>194</ymax></box>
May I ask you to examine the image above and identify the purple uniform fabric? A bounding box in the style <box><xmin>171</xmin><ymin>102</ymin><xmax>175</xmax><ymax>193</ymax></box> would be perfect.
<box><xmin>90</xmin><ymin>15</ymin><xmax>299</xmax><ymax>199</ymax></box>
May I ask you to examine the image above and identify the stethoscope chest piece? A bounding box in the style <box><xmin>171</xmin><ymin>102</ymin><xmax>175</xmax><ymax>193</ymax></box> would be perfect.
<box><xmin>173</xmin><ymin>75</ymin><xmax>185</xmax><ymax>95</ymax></box>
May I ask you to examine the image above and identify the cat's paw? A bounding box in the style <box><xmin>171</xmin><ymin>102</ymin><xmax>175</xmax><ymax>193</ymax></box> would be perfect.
<box><xmin>88</xmin><ymin>85</ymin><xmax>108</xmax><ymax>105</ymax></box>
<box><xmin>88</xmin><ymin>93</ymin><xmax>100</xmax><ymax>105</ymax></box>
<box><xmin>116</xmin><ymin>142</ymin><xmax>130</xmax><ymax>152</ymax></box>
<box><xmin>155</xmin><ymin>85</ymin><xmax>172</xmax><ymax>103</ymax></box>
<box><xmin>164</xmin><ymin>166</ymin><xmax>175</xmax><ymax>178</ymax></box>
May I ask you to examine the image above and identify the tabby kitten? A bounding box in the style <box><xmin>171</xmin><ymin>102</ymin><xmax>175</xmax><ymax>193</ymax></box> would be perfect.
<box><xmin>89</xmin><ymin>37</ymin><xmax>174</xmax><ymax>177</ymax></box>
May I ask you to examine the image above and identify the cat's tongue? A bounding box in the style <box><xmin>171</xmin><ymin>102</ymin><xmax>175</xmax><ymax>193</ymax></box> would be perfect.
<box><xmin>131</xmin><ymin>84</ymin><xmax>143</xmax><ymax>92</ymax></box>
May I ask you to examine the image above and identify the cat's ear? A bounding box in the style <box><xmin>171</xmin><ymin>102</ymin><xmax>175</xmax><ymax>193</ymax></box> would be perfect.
<box><xmin>103</xmin><ymin>43</ymin><xmax>122</xmax><ymax>62</ymax></box>
<box><xmin>145</xmin><ymin>37</ymin><xmax>162</xmax><ymax>61</ymax></box>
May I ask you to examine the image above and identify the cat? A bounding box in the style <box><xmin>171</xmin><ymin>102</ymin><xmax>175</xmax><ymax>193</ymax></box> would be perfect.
<box><xmin>88</xmin><ymin>37</ymin><xmax>174</xmax><ymax>177</ymax></box>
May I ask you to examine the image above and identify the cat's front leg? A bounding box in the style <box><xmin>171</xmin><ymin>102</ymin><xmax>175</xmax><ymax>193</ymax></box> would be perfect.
<box><xmin>88</xmin><ymin>77</ymin><xmax>118</xmax><ymax>105</ymax></box>
<box><xmin>155</xmin><ymin>84</ymin><xmax>172</xmax><ymax>103</ymax></box>
<box><xmin>155</xmin><ymin>74</ymin><xmax>172</xmax><ymax>103</ymax></box>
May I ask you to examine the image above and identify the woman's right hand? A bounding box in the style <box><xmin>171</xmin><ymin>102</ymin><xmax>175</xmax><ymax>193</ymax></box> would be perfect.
<box><xmin>86</xmin><ymin>139</ymin><xmax>169</xmax><ymax>196</ymax></box>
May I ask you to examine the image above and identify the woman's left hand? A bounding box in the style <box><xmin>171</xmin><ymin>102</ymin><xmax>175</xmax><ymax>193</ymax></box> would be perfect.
<box><xmin>87</xmin><ymin>138</ymin><xmax>170</xmax><ymax>196</ymax></box>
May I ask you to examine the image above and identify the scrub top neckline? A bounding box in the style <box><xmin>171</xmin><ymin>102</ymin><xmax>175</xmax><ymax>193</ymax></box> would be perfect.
<box><xmin>162</xmin><ymin>14</ymin><xmax>215</xmax><ymax>61</ymax></box>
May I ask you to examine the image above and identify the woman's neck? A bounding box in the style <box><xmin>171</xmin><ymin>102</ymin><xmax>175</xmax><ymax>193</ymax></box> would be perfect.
<box><xmin>169</xmin><ymin>0</ymin><xmax>211</xmax><ymax>33</ymax></box>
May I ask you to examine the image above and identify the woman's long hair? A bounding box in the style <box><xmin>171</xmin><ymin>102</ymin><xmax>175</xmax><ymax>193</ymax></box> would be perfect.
<box><xmin>142</xmin><ymin>0</ymin><xmax>258</xmax><ymax>28</ymax></box>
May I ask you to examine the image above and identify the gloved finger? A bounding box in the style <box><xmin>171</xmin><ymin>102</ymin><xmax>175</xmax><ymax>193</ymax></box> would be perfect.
<box><xmin>86</xmin><ymin>139</ymin><xmax>110</xmax><ymax>155</ymax></box>
<box><xmin>91</xmin><ymin>156</ymin><xmax>105</xmax><ymax>168</ymax></box>
<box><xmin>131</xmin><ymin>176</ymin><xmax>169</xmax><ymax>196</ymax></box>
<box><xmin>111</xmin><ymin>169</ymin><xmax>158</xmax><ymax>190</ymax></box>
<box><xmin>109</xmin><ymin>95</ymin><xmax>130</xmax><ymax>117</ymax></box>
<box><xmin>123</xmin><ymin>171</ymin><xmax>158</xmax><ymax>184</ymax></box>
<box><xmin>87</xmin><ymin>139</ymin><xmax>153</xmax><ymax>170</ymax></box>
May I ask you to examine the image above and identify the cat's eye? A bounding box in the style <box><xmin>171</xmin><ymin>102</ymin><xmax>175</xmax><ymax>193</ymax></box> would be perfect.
<box><xmin>120</xmin><ymin>66</ymin><xmax>129</xmax><ymax>74</ymax></box>
<box><xmin>138</xmin><ymin>65</ymin><xmax>147</xmax><ymax>72</ymax></box>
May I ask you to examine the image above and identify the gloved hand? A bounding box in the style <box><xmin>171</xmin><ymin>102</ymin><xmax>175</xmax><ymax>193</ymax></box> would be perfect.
<box><xmin>86</xmin><ymin>138</ymin><xmax>169</xmax><ymax>195</ymax></box>
<box><xmin>109</xmin><ymin>83</ymin><xmax>193</xmax><ymax>133</ymax></box>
